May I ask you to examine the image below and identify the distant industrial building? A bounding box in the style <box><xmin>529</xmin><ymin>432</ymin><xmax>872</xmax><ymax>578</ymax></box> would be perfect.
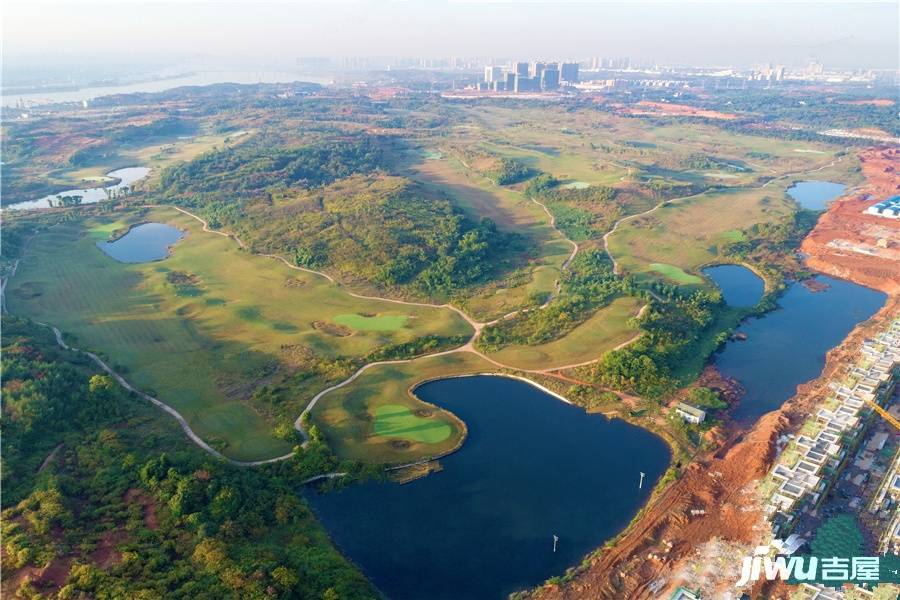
<box><xmin>515</xmin><ymin>62</ymin><xmax>529</xmax><ymax>77</ymax></box>
<box><xmin>505</xmin><ymin>72</ymin><xmax>516</xmax><ymax>90</ymax></box>
<box><xmin>560</xmin><ymin>62</ymin><xmax>579</xmax><ymax>83</ymax></box>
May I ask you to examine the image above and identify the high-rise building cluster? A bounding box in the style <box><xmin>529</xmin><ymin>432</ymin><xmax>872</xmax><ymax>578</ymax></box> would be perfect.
<box><xmin>480</xmin><ymin>60</ymin><xmax>579</xmax><ymax>92</ymax></box>
<box><xmin>590</xmin><ymin>57</ymin><xmax>632</xmax><ymax>70</ymax></box>
<box><xmin>751</xmin><ymin>63</ymin><xmax>786</xmax><ymax>82</ymax></box>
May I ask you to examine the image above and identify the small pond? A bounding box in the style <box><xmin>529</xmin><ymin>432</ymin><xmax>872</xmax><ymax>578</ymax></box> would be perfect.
<box><xmin>703</xmin><ymin>264</ymin><xmax>765</xmax><ymax>307</ymax></box>
<box><xmin>97</xmin><ymin>222</ymin><xmax>184</xmax><ymax>263</ymax></box>
<box><xmin>7</xmin><ymin>167</ymin><xmax>151</xmax><ymax>211</ymax></box>
<box><xmin>306</xmin><ymin>375</ymin><xmax>671</xmax><ymax>600</ymax></box>
<box><xmin>786</xmin><ymin>181</ymin><xmax>847</xmax><ymax>211</ymax></box>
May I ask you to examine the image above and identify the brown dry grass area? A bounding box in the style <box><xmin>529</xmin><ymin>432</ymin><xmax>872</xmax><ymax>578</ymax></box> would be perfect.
<box><xmin>622</xmin><ymin>101</ymin><xmax>739</xmax><ymax>120</ymax></box>
<box><xmin>801</xmin><ymin>146</ymin><xmax>900</xmax><ymax>295</ymax></box>
<box><xmin>530</xmin><ymin>295</ymin><xmax>899</xmax><ymax>599</ymax></box>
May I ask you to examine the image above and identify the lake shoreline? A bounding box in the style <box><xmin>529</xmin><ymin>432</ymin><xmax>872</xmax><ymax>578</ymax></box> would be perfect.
<box><xmin>307</xmin><ymin>374</ymin><xmax>671</xmax><ymax>600</ymax></box>
<box><xmin>4</xmin><ymin>166</ymin><xmax>150</xmax><ymax>210</ymax></box>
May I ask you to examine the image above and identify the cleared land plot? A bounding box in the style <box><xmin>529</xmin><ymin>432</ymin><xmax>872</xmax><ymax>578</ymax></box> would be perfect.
<box><xmin>311</xmin><ymin>351</ymin><xmax>497</xmax><ymax>463</ymax></box>
<box><xmin>484</xmin><ymin>296</ymin><xmax>644</xmax><ymax>370</ymax></box>
<box><xmin>7</xmin><ymin>207</ymin><xmax>472</xmax><ymax>461</ymax></box>
<box><xmin>607</xmin><ymin>186</ymin><xmax>796</xmax><ymax>283</ymax></box>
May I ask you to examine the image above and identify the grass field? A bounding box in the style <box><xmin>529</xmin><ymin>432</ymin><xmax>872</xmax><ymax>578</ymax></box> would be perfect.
<box><xmin>7</xmin><ymin>207</ymin><xmax>472</xmax><ymax>461</ymax></box>
<box><xmin>479</xmin><ymin>140</ymin><xmax>627</xmax><ymax>187</ymax></box>
<box><xmin>333</xmin><ymin>313</ymin><xmax>408</xmax><ymax>332</ymax></box>
<box><xmin>483</xmin><ymin>296</ymin><xmax>644</xmax><ymax>370</ymax></box>
<box><xmin>373</xmin><ymin>404</ymin><xmax>452</xmax><ymax>444</ymax></box>
<box><xmin>607</xmin><ymin>185</ymin><xmax>798</xmax><ymax>283</ymax></box>
<box><xmin>311</xmin><ymin>351</ymin><xmax>496</xmax><ymax>463</ymax></box>
<box><xmin>648</xmin><ymin>263</ymin><xmax>703</xmax><ymax>285</ymax></box>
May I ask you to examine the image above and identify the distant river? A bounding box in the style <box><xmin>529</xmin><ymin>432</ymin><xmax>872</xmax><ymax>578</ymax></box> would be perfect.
<box><xmin>3</xmin><ymin>70</ymin><xmax>331</xmax><ymax>107</ymax></box>
<box><xmin>306</xmin><ymin>375</ymin><xmax>671</xmax><ymax>600</ymax></box>
<box><xmin>5</xmin><ymin>167</ymin><xmax>150</xmax><ymax>211</ymax></box>
<box><xmin>717</xmin><ymin>275</ymin><xmax>885</xmax><ymax>424</ymax></box>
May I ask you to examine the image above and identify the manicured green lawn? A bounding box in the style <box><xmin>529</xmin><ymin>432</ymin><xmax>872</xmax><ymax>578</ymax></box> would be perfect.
<box><xmin>373</xmin><ymin>404</ymin><xmax>452</xmax><ymax>443</ymax></box>
<box><xmin>648</xmin><ymin>263</ymin><xmax>703</xmax><ymax>285</ymax></box>
<box><xmin>311</xmin><ymin>351</ymin><xmax>496</xmax><ymax>463</ymax></box>
<box><xmin>333</xmin><ymin>313</ymin><xmax>408</xmax><ymax>332</ymax></box>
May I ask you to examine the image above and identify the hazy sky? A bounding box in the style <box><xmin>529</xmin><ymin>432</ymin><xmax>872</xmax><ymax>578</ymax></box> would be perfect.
<box><xmin>4</xmin><ymin>1</ymin><xmax>898</xmax><ymax>70</ymax></box>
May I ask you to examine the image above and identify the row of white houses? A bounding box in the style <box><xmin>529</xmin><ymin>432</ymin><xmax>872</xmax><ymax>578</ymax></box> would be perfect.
<box><xmin>763</xmin><ymin>318</ymin><xmax>900</xmax><ymax>538</ymax></box>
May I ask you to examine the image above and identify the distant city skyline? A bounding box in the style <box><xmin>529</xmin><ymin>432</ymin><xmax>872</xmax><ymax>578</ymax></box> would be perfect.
<box><xmin>4</xmin><ymin>1</ymin><xmax>898</xmax><ymax>72</ymax></box>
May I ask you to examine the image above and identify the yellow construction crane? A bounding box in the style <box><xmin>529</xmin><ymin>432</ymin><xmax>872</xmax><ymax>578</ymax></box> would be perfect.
<box><xmin>864</xmin><ymin>397</ymin><xmax>900</xmax><ymax>431</ymax></box>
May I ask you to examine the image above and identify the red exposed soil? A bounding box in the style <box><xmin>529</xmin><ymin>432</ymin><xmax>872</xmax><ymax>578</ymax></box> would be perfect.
<box><xmin>801</xmin><ymin>146</ymin><xmax>900</xmax><ymax>295</ymax></box>
<box><xmin>3</xmin><ymin>556</ymin><xmax>74</xmax><ymax>597</ymax></box>
<box><xmin>91</xmin><ymin>529</ymin><xmax>127</xmax><ymax>569</ymax></box>
<box><xmin>529</xmin><ymin>146</ymin><xmax>900</xmax><ymax>599</ymax></box>
<box><xmin>124</xmin><ymin>487</ymin><xmax>159</xmax><ymax>530</ymax></box>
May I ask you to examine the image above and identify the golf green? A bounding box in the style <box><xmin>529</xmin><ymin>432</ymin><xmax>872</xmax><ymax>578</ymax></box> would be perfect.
<box><xmin>373</xmin><ymin>404</ymin><xmax>452</xmax><ymax>444</ymax></box>
<box><xmin>334</xmin><ymin>313</ymin><xmax>408</xmax><ymax>331</ymax></box>
<box><xmin>648</xmin><ymin>263</ymin><xmax>703</xmax><ymax>285</ymax></box>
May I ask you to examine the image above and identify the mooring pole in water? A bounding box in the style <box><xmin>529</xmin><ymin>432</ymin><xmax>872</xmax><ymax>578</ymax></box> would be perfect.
<box><xmin>553</xmin><ymin>535</ymin><xmax>559</xmax><ymax>553</ymax></box>
<box><xmin>639</xmin><ymin>471</ymin><xmax>645</xmax><ymax>489</ymax></box>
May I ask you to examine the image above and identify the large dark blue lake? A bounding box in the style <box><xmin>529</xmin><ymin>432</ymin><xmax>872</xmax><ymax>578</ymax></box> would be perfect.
<box><xmin>306</xmin><ymin>375</ymin><xmax>671</xmax><ymax>600</ymax></box>
<box><xmin>718</xmin><ymin>275</ymin><xmax>885</xmax><ymax>424</ymax></box>
<box><xmin>786</xmin><ymin>181</ymin><xmax>847</xmax><ymax>211</ymax></box>
<box><xmin>703</xmin><ymin>265</ymin><xmax>764</xmax><ymax>307</ymax></box>
<box><xmin>97</xmin><ymin>222</ymin><xmax>184</xmax><ymax>263</ymax></box>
